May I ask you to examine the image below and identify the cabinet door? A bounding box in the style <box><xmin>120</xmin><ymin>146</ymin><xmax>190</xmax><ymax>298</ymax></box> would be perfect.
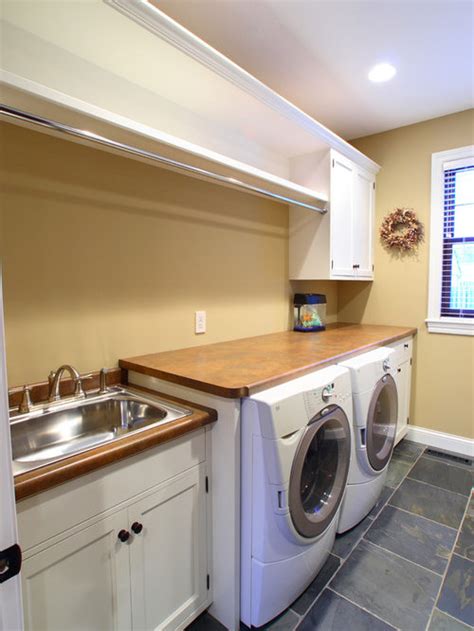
<box><xmin>395</xmin><ymin>359</ymin><xmax>412</xmax><ymax>445</ymax></box>
<box><xmin>130</xmin><ymin>465</ymin><xmax>209</xmax><ymax>631</ymax></box>
<box><xmin>21</xmin><ymin>511</ymin><xmax>132</xmax><ymax>631</ymax></box>
<box><xmin>353</xmin><ymin>168</ymin><xmax>375</xmax><ymax>278</ymax></box>
<box><xmin>330</xmin><ymin>152</ymin><xmax>355</xmax><ymax>277</ymax></box>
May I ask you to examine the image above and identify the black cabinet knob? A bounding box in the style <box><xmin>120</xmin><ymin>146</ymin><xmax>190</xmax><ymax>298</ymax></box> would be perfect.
<box><xmin>118</xmin><ymin>529</ymin><xmax>130</xmax><ymax>543</ymax></box>
<box><xmin>131</xmin><ymin>522</ymin><xmax>143</xmax><ymax>535</ymax></box>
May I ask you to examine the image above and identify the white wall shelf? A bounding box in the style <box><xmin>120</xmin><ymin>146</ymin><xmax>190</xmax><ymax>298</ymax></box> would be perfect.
<box><xmin>0</xmin><ymin>0</ymin><xmax>379</xmax><ymax>212</ymax></box>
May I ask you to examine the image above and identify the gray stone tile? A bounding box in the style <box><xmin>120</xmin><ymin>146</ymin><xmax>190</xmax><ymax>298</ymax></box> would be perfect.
<box><xmin>368</xmin><ymin>485</ymin><xmax>394</xmax><ymax>518</ymax></box>
<box><xmin>332</xmin><ymin>514</ymin><xmax>373</xmax><ymax>559</ymax></box>
<box><xmin>424</xmin><ymin>449</ymin><xmax>473</xmax><ymax>471</ymax></box>
<box><xmin>408</xmin><ymin>456</ymin><xmax>474</xmax><ymax>496</ymax></box>
<box><xmin>257</xmin><ymin>608</ymin><xmax>300</xmax><ymax>631</ymax></box>
<box><xmin>390</xmin><ymin>478</ymin><xmax>468</xmax><ymax>529</ymax></box>
<box><xmin>296</xmin><ymin>589</ymin><xmax>395</xmax><ymax>631</ymax></box>
<box><xmin>364</xmin><ymin>505</ymin><xmax>457</xmax><ymax>574</ymax></box>
<box><xmin>330</xmin><ymin>539</ymin><xmax>442</xmax><ymax>631</ymax></box>
<box><xmin>428</xmin><ymin>608</ymin><xmax>472</xmax><ymax>631</ymax></box>
<box><xmin>393</xmin><ymin>439</ymin><xmax>426</xmax><ymax>463</ymax></box>
<box><xmin>385</xmin><ymin>457</ymin><xmax>413</xmax><ymax>489</ymax></box>
<box><xmin>437</xmin><ymin>554</ymin><xmax>474</xmax><ymax>627</ymax></box>
<box><xmin>456</xmin><ymin>496</ymin><xmax>474</xmax><ymax>561</ymax></box>
<box><xmin>291</xmin><ymin>554</ymin><xmax>341</xmax><ymax>615</ymax></box>
<box><xmin>187</xmin><ymin>612</ymin><xmax>227</xmax><ymax>631</ymax></box>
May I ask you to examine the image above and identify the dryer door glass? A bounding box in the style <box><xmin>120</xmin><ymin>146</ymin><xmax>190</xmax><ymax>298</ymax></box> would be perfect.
<box><xmin>366</xmin><ymin>374</ymin><xmax>398</xmax><ymax>471</ymax></box>
<box><xmin>289</xmin><ymin>406</ymin><xmax>351</xmax><ymax>539</ymax></box>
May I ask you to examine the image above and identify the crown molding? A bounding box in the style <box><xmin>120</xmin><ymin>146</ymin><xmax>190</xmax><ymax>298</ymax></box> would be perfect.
<box><xmin>104</xmin><ymin>0</ymin><xmax>380</xmax><ymax>174</ymax></box>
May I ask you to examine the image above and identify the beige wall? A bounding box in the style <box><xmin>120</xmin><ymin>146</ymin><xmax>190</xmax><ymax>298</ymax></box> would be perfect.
<box><xmin>340</xmin><ymin>109</ymin><xmax>474</xmax><ymax>439</ymax></box>
<box><xmin>2</xmin><ymin>111</ymin><xmax>471</xmax><ymax>440</ymax></box>
<box><xmin>1</xmin><ymin>123</ymin><xmax>296</xmax><ymax>386</ymax></box>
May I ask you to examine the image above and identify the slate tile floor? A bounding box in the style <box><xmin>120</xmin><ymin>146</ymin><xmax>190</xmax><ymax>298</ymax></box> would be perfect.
<box><xmin>188</xmin><ymin>439</ymin><xmax>473</xmax><ymax>631</ymax></box>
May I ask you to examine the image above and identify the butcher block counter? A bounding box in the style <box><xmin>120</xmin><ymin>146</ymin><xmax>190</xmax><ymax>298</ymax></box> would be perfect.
<box><xmin>120</xmin><ymin>323</ymin><xmax>416</xmax><ymax>399</ymax></box>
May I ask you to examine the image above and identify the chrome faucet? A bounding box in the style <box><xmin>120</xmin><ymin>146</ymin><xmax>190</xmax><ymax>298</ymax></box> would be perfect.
<box><xmin>48</xmin><ymin>364</ymin><xmax>84</xmax><ymax>402</ymax></box>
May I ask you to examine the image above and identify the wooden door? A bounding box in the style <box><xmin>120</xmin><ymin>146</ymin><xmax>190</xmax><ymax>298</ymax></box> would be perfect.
<box><xmin>129</xmin><ymin>465</ymin><xmax>209</xmax><ymax>631</ymax></box>
<box><xmin>395</xmin><ymin>359</ymin><xmax>412</xmax><ymax>444</ymax></box>
<box><xmin>0</xmin><ymin>271</ymin><xmax>24</xmax><ymax>631</ymax></box>
<box><xmin>353</xmin><ymin>168</ymin><xmax>375</xmax><ymax>278</ymax></box>
<box><xmin>21</xmin><ymin>511</ymin><xmax>132</xmax><ymax>631</ymax></box>
<box><xmin>330</xmin><ymin>152</ymin><xmax>355</xmax><ymax>277</ymax></box>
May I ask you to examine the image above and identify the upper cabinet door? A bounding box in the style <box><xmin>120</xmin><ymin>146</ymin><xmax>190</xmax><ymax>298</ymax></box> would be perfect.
<box><xmin>330</xmin><ymin>152</ymin><xmax>355</xmax><ymax>277</ymax></box>
<box><xmin>353</xmin><ymin>168</ymin><xmax>375</xmax><ymax>278</ymax></box>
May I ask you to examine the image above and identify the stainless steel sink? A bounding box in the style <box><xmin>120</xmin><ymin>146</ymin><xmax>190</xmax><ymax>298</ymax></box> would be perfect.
<box><xmin>10</xmin><ymin>387</ymin><xmax>191</xmax><ymax>475</ymax></box>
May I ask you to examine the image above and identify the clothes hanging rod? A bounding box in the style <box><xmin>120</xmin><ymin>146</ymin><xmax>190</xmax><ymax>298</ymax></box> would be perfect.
<box><xmin>0</xmin><ymin>104</ymin><xmax>328</xmax><ymax>214</ymax></box>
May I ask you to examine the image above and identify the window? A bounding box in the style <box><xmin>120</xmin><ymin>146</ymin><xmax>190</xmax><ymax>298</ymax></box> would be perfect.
<box><xmin>427</xmin><ymin>146</ymin><xmax>474</xmax><ymax>335</ymax></box>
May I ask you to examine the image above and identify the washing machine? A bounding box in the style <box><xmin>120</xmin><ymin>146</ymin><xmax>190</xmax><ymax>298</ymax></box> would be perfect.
<box><xmin>337</xmin><ymin>347</ymin><xmax>398</xmax><ymax>533</ymax></box>
<box><xmin>241</xmin><ymin>365</ymin><xmax>352</xmax><ymax>627</ymax></box>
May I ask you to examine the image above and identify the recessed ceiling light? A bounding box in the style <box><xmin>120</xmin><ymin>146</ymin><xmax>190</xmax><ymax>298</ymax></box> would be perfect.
<box><xmin>368</xmin><ymin>63</ymin><xmax>397</xmax><ymax>83</ymax></box>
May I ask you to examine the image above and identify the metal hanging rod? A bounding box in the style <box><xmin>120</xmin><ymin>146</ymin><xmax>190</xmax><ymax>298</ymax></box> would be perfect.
<box><xmin>0</xmin><ymin>104</ymin><xmax>327</xmax><ymax>213</ymax></box>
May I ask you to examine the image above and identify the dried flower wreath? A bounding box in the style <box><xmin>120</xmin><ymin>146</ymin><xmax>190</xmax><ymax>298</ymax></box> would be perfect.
<box><xmin>380</xmin><ymin>207</ymin><xmax>423</xmax><ymax>251</ymax></box>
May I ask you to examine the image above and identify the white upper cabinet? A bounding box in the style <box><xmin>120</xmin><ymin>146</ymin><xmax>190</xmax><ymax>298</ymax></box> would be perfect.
<box><xmin>289</xmin><ymin>149</ymin><xmax>376</xmax><ymax>281</ymax></box>
<box><xmin>0</xmin><ymin>0</ymin><xmax>378</xmax><ymax>213</ymax></box>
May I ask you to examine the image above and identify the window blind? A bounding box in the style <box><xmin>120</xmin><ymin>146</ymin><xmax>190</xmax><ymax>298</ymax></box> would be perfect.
<box><xmin>441</xmin><ymin>163</ymin><xmax>474</xmax><ymax>318</ymax></box>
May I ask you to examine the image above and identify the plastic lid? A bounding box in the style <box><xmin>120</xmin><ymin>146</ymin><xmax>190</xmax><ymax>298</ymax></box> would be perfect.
<box><xmin>294</xmin><ymin>293</ymin><xmax>327</xmax><ymax>305</ymax></box>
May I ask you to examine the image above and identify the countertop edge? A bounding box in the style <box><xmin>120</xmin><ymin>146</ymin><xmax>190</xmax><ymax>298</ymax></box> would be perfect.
<box><xmin>14</xmin><ymin>386</ymin><xmax>217</xmax><ymax>502</ymax></box>
<box><xmin>121</xmin><ymin>327</ymin><xmax>417</xmax><ymax>399</ymax></box>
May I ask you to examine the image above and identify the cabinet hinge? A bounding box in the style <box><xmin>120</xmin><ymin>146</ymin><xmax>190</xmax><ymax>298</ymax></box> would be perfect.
<box><xmin>372</xmin><ymin>264</ymin><xmax>374</xmax><ymax>271</ymax></box>
<box><xmin>373</xmin><ymin>182</ymin><xmax>376</xmax><ymax>190</ymax></box>
<box><xmin>207</xmin><ymin>574</ymin><xmax>210</xmax><ymax>590</ymax></box>
<box><xmin>407</xmin><ymin>417</ymin><xmax>410</xmax><ymax>424</ymax></box>
<box><xmin>205</xmin><ymin>476</ymin><xmax>209</xmax><ymax>493</ymax></box>
<box><xmin>331</xmin><ymin>260</ymin><xmax>334</xmax><ymax>270</ymax></box>
<box><xmin>410</xmin><ymin>358</ymin><xmax>412</xmax><ymax>366</ymax></box>
<box><xmin>332</xmin><ymin>159</ymin><xmax>335</xmax><ymax>168</ymax></box>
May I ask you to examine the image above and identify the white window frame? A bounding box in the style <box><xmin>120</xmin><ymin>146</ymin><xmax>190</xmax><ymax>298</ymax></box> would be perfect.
<box><xmin>426</xmin><ymin>145</ymin><xmax>474</xmax><ymax>336</ymax></box>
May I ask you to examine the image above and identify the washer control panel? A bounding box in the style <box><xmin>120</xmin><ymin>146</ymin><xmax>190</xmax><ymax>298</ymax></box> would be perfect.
<box><xmin>303</xmin><ymin>382</ymin><xmax>349</xmax><ymax>419</ymax></box>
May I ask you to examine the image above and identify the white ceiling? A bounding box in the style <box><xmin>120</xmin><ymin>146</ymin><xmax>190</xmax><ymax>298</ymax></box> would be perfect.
<box><xmin>155</xmin><ymin>0</ymin><xmax>474</xmax><ymax>139</ymax></box>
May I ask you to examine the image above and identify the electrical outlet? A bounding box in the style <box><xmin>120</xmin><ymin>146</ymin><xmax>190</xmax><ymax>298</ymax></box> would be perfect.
<box><xmin>195</xmin><ymin>311</ymin><xmax>206</xmax><ymax>334</ymax></box>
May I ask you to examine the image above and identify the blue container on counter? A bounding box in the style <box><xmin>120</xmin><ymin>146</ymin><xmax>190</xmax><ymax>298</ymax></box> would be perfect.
<box><xmin>293</xmin><ymin>294</ymin><xmax>327</xmax><ymax>332</ymax></box>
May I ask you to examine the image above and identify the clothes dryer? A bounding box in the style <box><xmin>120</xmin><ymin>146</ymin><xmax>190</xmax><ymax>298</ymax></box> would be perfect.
<box><xmin>338</xmin><ymin>347</ymin><xmax>398</xmax><ymax>533</ymax></box>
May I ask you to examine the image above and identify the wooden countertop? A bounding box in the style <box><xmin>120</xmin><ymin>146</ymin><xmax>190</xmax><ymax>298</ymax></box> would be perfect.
<box><xmin>14</xmin><ymin>384</ymin><xmax>217</xmax><ymax>501</ymax></box>
<box><xmin>120</xmin><ymin>323</ymin><xmax>416</xmax><ymax>399</ymax></box>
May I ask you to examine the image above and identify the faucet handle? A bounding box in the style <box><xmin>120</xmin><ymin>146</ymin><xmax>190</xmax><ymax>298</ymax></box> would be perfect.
<box><xmin>99</xmin><ymin>368</ymin><xmax>112</xmax><ymax>394</ymax></box>
<box><xmin>19</xmin><ymin>386</ymin><xmax>33</xmax><ymax>415</ymax></box>
<box><xmin>74</xmin><ymin>373</ymin><xmax>94</xmax><ymax>398</ymax></box>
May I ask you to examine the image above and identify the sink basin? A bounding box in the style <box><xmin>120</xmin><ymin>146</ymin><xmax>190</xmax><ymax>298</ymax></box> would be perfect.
<box><xmin>10</xmin><ymin>387</ymin><xmax>191</xmax><ymax>474</ymax></box>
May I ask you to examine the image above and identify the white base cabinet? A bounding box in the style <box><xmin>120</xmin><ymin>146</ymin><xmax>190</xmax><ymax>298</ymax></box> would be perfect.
<box><xmin>22</xmin><ymin>511</ymin><xmax>132</xmax><ymax>631</ymax></box>
<box><xmin>289</xmin><ymin>149</ymin><xmax>376</xmax><ymax>280</ymax></box>
<box><xmin>18</xmin><ymin>429</ymin><xmax>211</xmax><ymax>631</ymax></box>
<box><xmin>388</xmin><ymin>337</ymin><xmax>414</xmax><ymax>445</ymax></box>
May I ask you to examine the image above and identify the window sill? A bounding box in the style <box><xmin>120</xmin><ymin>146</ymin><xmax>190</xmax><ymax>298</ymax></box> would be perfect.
<box><xmin>425</xmin><ymin>318</ymin><xmax>474</xmax><ymax>336</ymax></box>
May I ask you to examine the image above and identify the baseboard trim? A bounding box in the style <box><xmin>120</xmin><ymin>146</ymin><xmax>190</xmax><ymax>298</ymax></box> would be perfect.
<box><xmin>407</xmin><ymin>426</ymin><xmax>473</xmax><ymax>459</ymax></box>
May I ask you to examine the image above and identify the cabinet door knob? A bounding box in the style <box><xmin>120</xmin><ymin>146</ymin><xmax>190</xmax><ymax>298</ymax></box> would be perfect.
<box><xmin>118</xmin><ymin>529</ymin><xmax>130</xmax><ymax>543</ymax></box>
<box><xmin>131</xmin><ymin>522</ymin><xmax>143</xmax><ymax>535</ymax></box>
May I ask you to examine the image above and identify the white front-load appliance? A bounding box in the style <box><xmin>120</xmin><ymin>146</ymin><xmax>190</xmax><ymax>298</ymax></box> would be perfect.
<box><xmin>337</xmin><ymin>347</ymin><xmax>398</xmax><ymax>533</ymax></box>
<box><xmin>241</xmin><ymin>365</ymin><xmax>352</xmax><ymax>627</ymax></box>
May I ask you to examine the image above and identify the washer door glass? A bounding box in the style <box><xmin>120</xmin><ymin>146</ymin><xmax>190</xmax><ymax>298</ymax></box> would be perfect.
<box><xmin>289</xmin><ymin>406</ymin><xmax>351</xmax><ymax>539</ymax></box>
<box><xmin>366</xmin><ymin>374</ymin><xmax>398</xmax><ymax>471</ymax></box>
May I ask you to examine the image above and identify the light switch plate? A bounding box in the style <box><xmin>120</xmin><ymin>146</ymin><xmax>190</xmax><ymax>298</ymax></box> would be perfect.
<box><xmin>195</xmin><ymin>311</ymin><xmax>206</xmax><ymax>334</ymax></box>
